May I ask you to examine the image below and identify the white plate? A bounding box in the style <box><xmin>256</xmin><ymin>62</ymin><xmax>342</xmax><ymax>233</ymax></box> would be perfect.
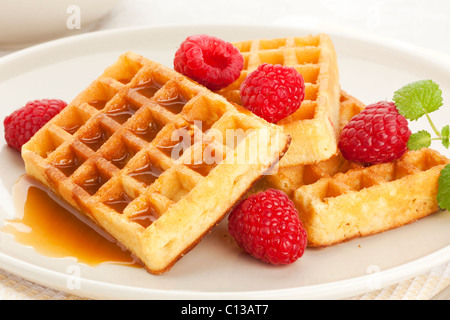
<box><xmin>0</xmin><ymin>25</ymin><xmax>449</xmax><ymax>300</ymax></box>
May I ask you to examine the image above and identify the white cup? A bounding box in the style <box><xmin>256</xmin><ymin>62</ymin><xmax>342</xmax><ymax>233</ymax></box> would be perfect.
<box><xmin>0</xmin><ymin>0</ymin><xmax>120</xmax><ymax>49</ymax></box>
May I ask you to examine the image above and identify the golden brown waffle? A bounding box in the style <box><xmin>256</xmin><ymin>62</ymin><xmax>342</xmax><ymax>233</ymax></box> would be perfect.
<box><xmin>21</xmin><ymin>52</ymin><xmax>290</xmax><ymax>274</ymax></box>
<box><xmin>252</xmin><ymin>90</ymin><xmax>366</xmax><ymax>197</ymax></box>
<box><xmin>217</xmin><ymin>34</ymin><xmax>341</xmax><ymax>168</ymax></box>
<box><xmin>252</xmin><ymin>92</ymin><xmax>450</xmax><ymax>247</ymax></box>
<box><xmin>294</xmin><ymin>148</ymin><xmax>449</xmax><ymax>247</ymax></box>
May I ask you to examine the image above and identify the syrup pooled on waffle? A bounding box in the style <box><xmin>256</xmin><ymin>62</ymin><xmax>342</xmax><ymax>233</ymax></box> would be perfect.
<box><xmin>252</xmin><ymin>91</ymin><xmax>450</xmax><ymax>247</ymax></box>
<box><xmin>21</xmin><ymin>52</ymin><xmax>290</xmax><ymax>274</ymax></box>
<box><xmin>217</xmin><ymin>34</ymin><xmax>341</xmax><ymax>168</ymax></box>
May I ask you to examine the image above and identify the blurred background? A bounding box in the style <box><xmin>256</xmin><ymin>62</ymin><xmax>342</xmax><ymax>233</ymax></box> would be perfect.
<box><xmin>0</xmin><ymin>0</ymin><xmax>449</xmax><ymax>57</ymax></box>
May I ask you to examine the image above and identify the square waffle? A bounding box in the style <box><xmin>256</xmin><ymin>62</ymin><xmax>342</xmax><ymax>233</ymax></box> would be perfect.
<box><xmin>217</xmin><ymin>34</ymin><xmax>341</xmax><ymax>168</ymax></box>
<box><xmin>21</xmin><ymin>52</ymin><xmax>290</xmax><ymax>274</ymax></box>
<box><xmin>252</xmin><ymin>91</ymin><xmax>450</xmax><ymax>246</ymax></box>
<box><xmin>294</xmin><ymin>147</ymin><xmax>449</xmax><ymax>247</ymax></box>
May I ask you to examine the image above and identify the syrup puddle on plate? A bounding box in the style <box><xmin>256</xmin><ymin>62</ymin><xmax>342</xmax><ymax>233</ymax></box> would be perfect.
<box><xmin>1</xmin><ymin>175</ymin><xmax>140</xmax><ymax>268</ymax></box>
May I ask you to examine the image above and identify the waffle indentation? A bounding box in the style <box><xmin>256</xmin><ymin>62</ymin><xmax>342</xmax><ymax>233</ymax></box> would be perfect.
<box><xmin>72</xmin><ymin>160</ymin><xmax>113</xmax><ymax>196</ymax></box>
<box><xmin>78</xmin><ymin>119</ymin><xmax>115</xmax><ymax>152</ymax></box>
<box><xmin>155</xmin><ymin>124</ymin><xmax>193</xmax><ymax>160</ymax></box>
<box><xmin>55</xmin><ymin>105</ymin><xmax>92</xmax><ymax>135</ymax></box>
<box><xmin>105</xmin><ymin>97</ymin><xmax>141</xmax><ymax>125</ymax></box>
<box><xmin>20</xmin><ymin>51</ymin><xmax>290</xmax><ymax>274</ymax></box>
<box><xmin>52</xmin><ymin>145</ymin><xmax>87</xmax><ymax>177</ymax></box>
<box><xmin>128</xmin><ymin>203</ymin><xmax>159</xmax><ymax>228</ymax></box>
<box><xmin>127</xmin><ymin>151</ymin><xmax>166</xmax><ymax>187</ymax></box>
<box><xmin>104</xmin><ymin>191</ymin><xmax>134</xmax><ymax>214</ymax></box>
<box><xmin>100</xmin><ymin>134</ymin><xmax>140</xmax><ymax>170</ymax></box>
<box><xmin>134</xmin><ymin>79</ymin><xmax>162</xmax><ymax>99</ymax></box>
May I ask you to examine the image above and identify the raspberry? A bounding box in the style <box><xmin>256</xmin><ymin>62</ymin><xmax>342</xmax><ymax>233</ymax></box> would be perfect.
<box><xmin>174</xmin><ymin>34</ymin><xmax>244</xmax><ymax>91</ymax></box>
<box><xmin>4</xmin><ymin>99</ymin><xmax>67</xmax><ymax>151</ymax></box>
<box><xmin>240</xmin><ymin>63</ymin><xmax>305</xmax><ymax>123</ymax></box>
<box><xmin>228</xmin><ymin>188</ymin><xmax>307</xmax><ymax>265</ymax></box>
<box><xmin>338</xmin><ymin>101</ymin><xmax>411</xmax><ymax>164</ymax></box>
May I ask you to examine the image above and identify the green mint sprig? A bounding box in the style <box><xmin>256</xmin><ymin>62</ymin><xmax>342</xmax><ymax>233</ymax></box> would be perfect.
<box><xmin>393</xmin><ymin>80</ymin><xmax>448</xmax><ymax>150</ymax></box>
<box><xmin>438</xmin><ymin>165</ymin><xmax>450</xmax><ymax>210</ymax></box>
<box><xmin>392</xmin><ymin>79</ymin><xmax>450</xmax><ymax>211</ymax></box>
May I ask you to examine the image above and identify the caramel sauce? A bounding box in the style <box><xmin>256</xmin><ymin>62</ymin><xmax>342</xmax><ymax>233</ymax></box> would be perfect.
<box><xmin>61</xmin><ymin>123</ymin><xmax>81</xmax><ymax>135</ymax></box>
<box><xmin>131</xmin><ymin>121</ymin><xmax>162</xmax><ymax>143</ymax></box>
<box><xmin>106</xmin><ymin>102</ymin><xmax>138</xmax><ymax>124</ymax></box>
<box><xmin>110</xmin><ymin>148</ymin><xmax>134</xmax><ymax>169</ymax></box>
<box><xmin>129</xmin><ymin>160</ymin><xmax>163</xmax><ymax>185</ymax></box>
<box><xmin>133</xmin><ymin>79</ymin><xmax>162</xmax><ymax>99</ymax></box>
<box><xmin>156</xmin><ymin>126</ymin><xmax>192</xmax><ymax>160</ymax></box>
<box><xmin>158</xmin><ymin>93</ymin><xmax>188</xmax><ymax>114</ymax></box>
<box><xmin>118</xmin><ymin>79</ymin><xmax>131</xmax><ymax>85</ymax></box>
<box><xmin>158</xmin><ymin>142</ymin><xmax>186</xmax><ymax>160</ymax></box>
<box><xmin>88</xmin><ymin>99</ymin><xmax>108</xmax><ymax>110</ymax></box>
<box><xmin>54</xmin><ymin>157</ymin><xmax>80</xmax><ymax>177</ymax></box>
<box><xmin>186</xmin><ymin>163</ymin><xmax>215</xmax><ymax>177</ymax></box>
<box><xmin>80</xmin><ymin>175</ymin><xmax>107</xmax><ymax>195</ymax></box>
<box><xmin>103</xmin><ymin>192</ymin><xmax>133</xmax><ymax>214</ymax></box>
<box><xmin>3</xmin><ymin>177</ymin><xmax>139</xmax><ymax>267</ymax></box>
<box><xmin>80</xmin><ymin>130</ymin><xmax>109</xmax><ymax>151</ymax></box>
<box><xmin>129</xmin><ymin>204</ymin><xmax>159</xmax><ymax>229</ymax></box>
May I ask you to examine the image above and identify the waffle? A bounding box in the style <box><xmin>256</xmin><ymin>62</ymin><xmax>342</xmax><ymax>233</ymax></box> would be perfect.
<box><xmin>252</xmin><ymin>92</ymin><xmax>450</xmax><ymax>247</ymax></box>
<box><xmin>294</xmin><ymin>148</ymin><xmax>449</xmax><ymax>247</ymax></box>
<box><xmin>217</xmin><ymin>34</ymin><xmax>341</xmax><ymax>168</ymax></box>
<box><xmin>21</xmin><ymin>52</ymin><xmax>290</xmax><ymax>274</ymax></box>
<box><xmin>252</xmin><ymin>91</ymin><xmax>366</xmax><ymax>197</ymax></box>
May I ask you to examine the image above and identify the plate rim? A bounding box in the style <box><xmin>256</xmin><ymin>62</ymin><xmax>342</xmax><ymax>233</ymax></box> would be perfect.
<box><xmin>0</xmin><ymin>23</ymin><xmax>449</xmax><ymax>300</ymax></box>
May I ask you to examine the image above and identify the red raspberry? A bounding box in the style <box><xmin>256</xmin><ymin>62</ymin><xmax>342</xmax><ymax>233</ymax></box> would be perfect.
<box><xmin>338</xmin><ymin>101</ymin><xmax>411</xmax><ymax>164</ymax></box>
<box><xmin>4</xmin><ymin>99</ymin><xmax>67</xmax><ymax>151</ymax></box>
<box><xmin>174</xmin><ymin>34</ymin><xmax>244</xmax><ymax>91</ymax></box>
<box><xmin>240</xmin><ymin>63</ymin><xmax>305</xmax><ymax>123</ymax></box>
<box><xmin>228</xmin><ymin>188</ymin><xmax>307</xmax><ymax>265</ymax></box>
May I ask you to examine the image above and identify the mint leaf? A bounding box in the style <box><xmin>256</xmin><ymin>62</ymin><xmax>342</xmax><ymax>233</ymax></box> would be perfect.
<box><xmin>442</xmin><ymin>125</ymin><xmax>450</xmax><ymax>149</ymax></box>
<box><xmin>407</xmin><ymin>130</ymin><xmax>432</xmax><ymax>150</ymax></box>
<box><xmin>393</xmin><ymin>80</ymin><xmax>443</xmax><ymax>121</ymax></box>
<box><xmin>438</xmin><ymin>164</ymin><xmax>450</xmax><ymax>210</ymax></box>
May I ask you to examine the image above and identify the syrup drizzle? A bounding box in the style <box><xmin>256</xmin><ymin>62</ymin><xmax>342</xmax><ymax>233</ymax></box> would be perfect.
<box><xmin>133</xmin><ymin>79</ymin><xmax>163</xmax><ymax>99</ymax></box>
<box><xmin>129</xmin><ymin>204</ymin><xmax>159</xmax><ymax>229</ymax></box>
<box><xmin>54</xmin><ymin>157</ymin><xmax>81</xmax><ymax>177</ymax></box>
<box><xmin>110</xmin><ymin>147</ymin><xmax>135</xmax><ymax>169</ymax></box>
<box><xmin>158</xmin><ymin>93</ymin><xmax>188</xmax><ymax>114</ymax></box>
<box><xmin>61</xmin><ymin>123</ymin><xmax>81</xmax><ymax>135</ymax></box>
<box><xmin>129</xmin><ymin>159</ymin><xmax>163</xmax><ymax>186</ymax></box>
<box><xmin>103</xmin><ymin>192</ymin><xmax>133</xmax><ymax>214</ymax></box>
<box><xmin>88</xmin><ymin>99</ymin><xmax>108</xmax><ymax>110</ymax></box>
<box><xmin>80</xmin><ymin>129</ymin><xmax>110</xmax><ymax>151</ymax></box>
<box><xmin>80</xmin><ymin>175</ymin><xmax>108</xmax><ymax>196</ymax></box>
<box><xmin>3</xmin><ymin>177</ymin><xmax>138</xmax><ymax>267</ymax></box>
<box><xmin>157</xmin><ymin>126</ymin><xmax>192</xmax><ymax>160</ymax></box>
<box><xmin>131</xmin><ymin>121</ymin><xmax>162</xmax><ymax>143</ymax></box>
<box><xmin>106</xmin><ymin>101</ymin><xmax>139</xmax><ymax>124</ymax></box>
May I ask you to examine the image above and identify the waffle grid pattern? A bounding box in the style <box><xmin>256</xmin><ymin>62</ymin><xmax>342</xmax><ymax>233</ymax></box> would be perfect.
<box><xmin>293</xmin><ymin>147</ymin><xmax>450</xmax><ymax>246</ymax></box>
<box><xmin>254</xmin><ymin>91</ymin><xmax>365</xmax><ymax>197</ymax></box>
<box><xmin>251</xmin><ymin>91</ymin><xmax>450</xmax><ymax>247</ymax></box>
<box><xmin>21</xmin><ymin>52</ymin><xmax>289</xmax><ymax>274</ymax></box>
<box><xmin>217</xmin><ymin>34</ymin><xmax>341</xmax><ymax>167</ymax></box>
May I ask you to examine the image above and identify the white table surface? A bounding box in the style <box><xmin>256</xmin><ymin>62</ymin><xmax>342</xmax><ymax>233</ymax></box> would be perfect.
<box><xmin>0</xmin><ymin>0</ymin><xmax>449</xmax><ymax>300</ymax></box>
